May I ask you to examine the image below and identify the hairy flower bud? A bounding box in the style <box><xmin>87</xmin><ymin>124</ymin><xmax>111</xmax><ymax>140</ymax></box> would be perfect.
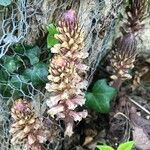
<box><xmin>63</xmin><ymin>9</ymin><xmax>77</xmax><ymax>27</ymax></box>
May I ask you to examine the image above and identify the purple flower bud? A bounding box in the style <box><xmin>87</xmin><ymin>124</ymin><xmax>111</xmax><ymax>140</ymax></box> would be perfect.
<box><xmin>63</xmin><ymin>9</ymin><xmax>76</xmax><ymax>26</ymax></box>
<box><xmin>14</xmin><ymin>101</ymin><xmax>27</xmax><ymax>112</ymax></box>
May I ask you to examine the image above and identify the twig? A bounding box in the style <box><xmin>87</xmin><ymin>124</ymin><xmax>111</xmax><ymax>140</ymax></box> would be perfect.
<box><xmin>128</xmin><ymin>97</ymin><xmax>150</xmax><ymax>115</ymax></box>
<box><xmin>114</xmin><ymin>112</ymin><xmax>130</xmax><ymax>120</ymax></box>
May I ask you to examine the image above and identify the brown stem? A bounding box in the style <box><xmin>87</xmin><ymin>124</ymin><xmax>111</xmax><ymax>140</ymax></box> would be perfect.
<box><xmin>112</xmin><ymin>79</ymin><xmax>123</xmax><ymax>90</ymax></box>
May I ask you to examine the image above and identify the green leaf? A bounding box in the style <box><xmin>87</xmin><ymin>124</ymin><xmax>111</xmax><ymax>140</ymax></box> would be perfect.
<box><xmin>0</xmin><ymin>0</ymin><xmax>11</xmax><ymax>6</ymax></box>
<box><xmin>3</xmin><ymin>56</ymin><xmax>21</xmax><ymax>73</ymax></box>
<box><xmin>0</xmin><ymin>69</ymin><xmax>9</xmax><ymax>81</ymax></box>
<box><xmin>8</xmin><ymin>75</ymin><xmax>29</xmax><ymax>97</ymax></box>
<box><xmin>10</xmin><ymin>75</ymin><xmax>29</xmax><ymax>90</ymax></box>
<box><xmin>12</xmin><ymin>44</ymin><xmax>24</xmax><ymax>54</ymax></box>
<box><xmin>0</xmin><ymin>82</ymin><xmax>12</xmax><ymax>97</ymax></box>
<box><xmin>85</xmin><ymin>79</ymin><xmax>117</xmax><ymax>113</ymax></box>
<box><xmin>96</xmin><ymin>145</ymin><xmax>114</xmax><ymax>150</ymax></box>
<box><xmin>47</xmin><ymin>23</ymin><xmax>59</xmax><ymax>48</ymax></box>
<box><xmin>25</xmin><ymin>46</ymin><xmax>41</xmax><ymax>65</ymax></box>
<box><xmin>12</xmin><ymin>44</ymin><xmax>40</xmax><ymax>65</ymax></box>
<box><xmin>47</xmin><ymin>23</ymin><xmax>58</xmax><ymax>35</ymax></box>
<box><xmin>117</xmin><ymin>141</ymin><xmax>135</xmax><ymax>150</ymax></box>
<box><xmin>47</xmin><ymin>34</ymin><xmax>59</xmax><ymax>48</ymax></box>
<box><xmin>23</xmin><ymin>62</ymin><xmax>48</xmax><ymax>86</ymax></box>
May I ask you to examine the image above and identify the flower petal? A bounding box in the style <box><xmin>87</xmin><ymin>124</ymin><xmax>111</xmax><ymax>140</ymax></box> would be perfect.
<box><xmin>47</xmin><ymin>105</ymin><xmax>64</xmax><ymax>118</ymax></box>
<box><xmin>46</xmin><ymin>95</ymin><xmax>61</xmax><ymax>108</ymax></box>
<box><xmin>64</xmin><ymin>122</ymin><xmax>74</xmax><ymax>137</ymax></box>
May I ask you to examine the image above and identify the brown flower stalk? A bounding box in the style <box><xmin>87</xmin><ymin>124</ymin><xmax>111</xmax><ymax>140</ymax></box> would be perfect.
<box><xmin>45</xmin><ymin>10</ymin><xmax>89</xmax><ymax>137</ymax></box>
<box><xmin>10</xmin><ymin>99</ymin><xmax>48</xmax><ymax>150</ymax></box>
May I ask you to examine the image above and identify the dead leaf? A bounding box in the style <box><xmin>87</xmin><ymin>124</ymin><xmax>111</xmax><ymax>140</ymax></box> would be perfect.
<box><xmin>132</xmin><ymin>126</ymin><xmax>150</xmax><ymax>150</ymax></box>
<box><xmin>83</xmin><ymin>136</ymin><xmax>93</xmax><ymax>145</ymax></box>
<box><xmin>129</xmin><ymin>107</ymin><xmax>150</xmax><ymax>150</ymax></box>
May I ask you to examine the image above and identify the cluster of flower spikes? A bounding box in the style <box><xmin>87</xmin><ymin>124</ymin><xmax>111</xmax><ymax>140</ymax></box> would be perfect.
<box><xmin>45</xmin><ymin>9</ymin><xmax>89</xmax><ymax>137</ymax></box>
<box><xmin>109</xmin><ymin>0</ymin><xmax>147</xmax><ymax>87</ymax></box>
<box><xmin>10</xmin><ymin>99</ymin><xmax>48</xmax><ymax>150</ymax></box>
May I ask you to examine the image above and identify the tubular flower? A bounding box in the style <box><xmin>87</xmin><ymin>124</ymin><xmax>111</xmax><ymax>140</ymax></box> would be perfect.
<box><xmin>45</xmin><ymin>10</ymin><xmax>89</xmax><ymax>137</ymax></box>
<box><xmin>10</xmin><ymin>99</ymin><xmax>48</xmax><ymax>150</ymax></box>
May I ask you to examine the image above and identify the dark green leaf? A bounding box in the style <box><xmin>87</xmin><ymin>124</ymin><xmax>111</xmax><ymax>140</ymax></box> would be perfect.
<box><xmin>25</xmin><ymin>46</ymin><xmax>41</xmax><ymax>65</ymax></box>
<box><xmin>3</xmin><ymin>56</ymin><xmax>21</xmax><ymax>73</ymax></box>
<box><xmin>9</xmin><ymin>75</ymin><xmax>29</xmax><ymax>90</ymax></box>
<box><xmin>117</xmin><ymin>141</ymin><xmax>135</xmax><ymax>150</ymax></box>
<box><xmin>0</xmin><ymin>69</ymin><xmax>9</xmax><ymax>81</ymax></box>
<box><xmin>85</xmin><ymin>79</ymin><xmax>117</xmax><ymax>113</ymax></box>
<box><xmin>96</xmin><ymin>145</ymin><xmax>114</xmax><ymax>150</ymax></box>
<box><xmin>0</xmin><ymin>82</ymin><xmax>12</xmax><ymax>97</ymax></box>
<box><xmin>23</xmin><ymin>62</ymin><xmax>48</xmax><ymax>86</ymax></box>
<box><xmin>12</xmin><ymin>44</ymin><xmax>25</xmax><ymax>54</ymax></box>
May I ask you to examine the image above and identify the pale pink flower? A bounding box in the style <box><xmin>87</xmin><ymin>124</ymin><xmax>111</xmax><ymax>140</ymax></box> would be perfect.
<box><xmin>47</xmin><ymin>105</ymin><xmax>64</xmax><ymax>118</ymax></box>
<box><xmin>69</xmin><ymin>110</ymin><xmax>88</xmax><ymax>122</ymax></box>
<box><xmin>71</xmin><ymin>96</ymin><xmax>86</xmax><ymax>106</ymax></box>
<box><xmin>46</xmin><ymin>95</ymin><xmax>61</xmax><ymax>108</ymax></box>
<box><xmin>76</xmin><ymin>64</ymin><xmax>89</xmax><ymax>71</ymax></box>
<box><xmin>64</xmin><ymin>122</ymin><xmax>74</xmax><ymax>137</ymax></box>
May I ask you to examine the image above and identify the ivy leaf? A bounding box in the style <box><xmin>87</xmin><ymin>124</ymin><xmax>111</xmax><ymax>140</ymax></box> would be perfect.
<box><xmin>47</xmin><ymin>23</ymin><xmax>59</xmax><ymax>48</ymax></box>
<box><xmin>0</xmin><ymin>82</ymin><xmax>11</xmax><ymax>98</ymax></box>
<box><xmin>23</xmin><ymin>62</ymin><xmax>48</xmax><ymax>86</ymax></box>
<box><xmin>0</xmin><ymin>0</ymin><xmax>11</xmax><ymax>6</ymax></box>
<box><xmin>0</xmin><ymin>69</ymin><xmax>9</xmax><ymax>81</ymax></box>
<box><xmin>117</xmin><ymin>141</ymin><xmax>135</xmax><ymax>150</ymax></box>
<box><xmin>96</xmin><ymin>145</ymin><xmax>114</xmax><ymax>150</ymax></box>
<box><xmin>12</xmin><ymin>45</ymin><xmax>40</xmax><ymax>65</ymax></box>
<box><xmin>12</xmin><ymin>44</ymin><xmax>25</xmax><ymax>54</ymax></box>
<box><xmin>3</xmin><ymin>56</ymin><xmax>21</xmax><ymax>73</ymax></box>
<box><xmin>85</xmin><ymin>79</ymin><xmax>117</xmax><ymax>113</ymax></box>
<box><xmin>10</xmin><ymin>75</ymin><xmax>29</xmax><ymax>89</ymax></box>
<box><xmin>25</xmin><ymin>46</ymin><xmax>41</xmax><ymax>65</ymax></box>
<box><xmin>0</xmin><ymin>69</ymin><xmax>10</xmax><ymax>97</ymax></box>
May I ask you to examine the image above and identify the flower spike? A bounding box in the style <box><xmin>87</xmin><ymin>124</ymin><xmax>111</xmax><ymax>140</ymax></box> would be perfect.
<box><xmin>45</xmin><ymin>9</ymin><xmax>88</xmax><ymax>137</ymax></box>
<box><xmin>10</xmin><ymin>99</ymin><xmax>48</xmax><ymax>150</ymax></box>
